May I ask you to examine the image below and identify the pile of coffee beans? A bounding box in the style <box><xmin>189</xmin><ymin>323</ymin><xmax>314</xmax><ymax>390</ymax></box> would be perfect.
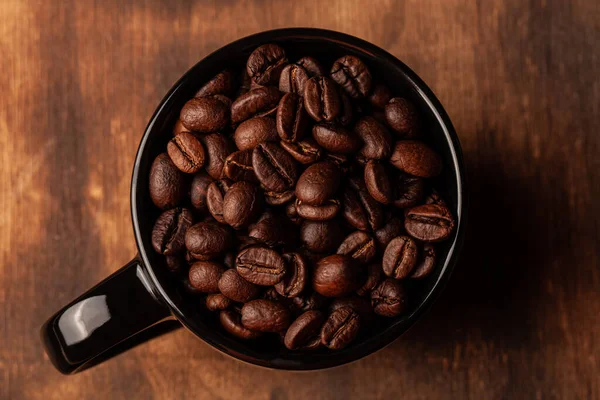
<box><xmin>149</xmin><ymin>43</ymin><xmax>456</xmax><ymax>351</ymax></box>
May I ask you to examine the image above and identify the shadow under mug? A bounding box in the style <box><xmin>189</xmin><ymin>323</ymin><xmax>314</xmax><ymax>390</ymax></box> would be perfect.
<box><xmin>41</xmin><ymin>28</ymin><xmax>467</xmax><ymax>374</ymax></box>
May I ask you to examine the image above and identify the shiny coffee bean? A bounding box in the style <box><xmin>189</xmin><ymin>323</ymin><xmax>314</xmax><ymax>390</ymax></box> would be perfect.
<box><xmin>236</xmin><ymin>245</ymin><xmax>286</xmax><ymax>285</ymax></box>
<box><xmin>284</xmin><ymin>310</ymin><xmax>324</xmax><ymax>350</ymax></box>
<box><xmin>371</xmin><ymin>278</ymin><xmax>407</xmax><ymax>317</ymax></box>
<box><xmin>275</xmin><ymin>252</ymin><xmax>308</xmax><ymax>298</ymax></box>
<box><xmin>234</xmin><ymin>117</ymin><xmax>279</xmax><ymax>151</ymax></box>
<box><xmin>312</xmin><ymin>123</ymin><xmax>361</xmax><ymax>154</ymax></box>
<box><xmin>188</xmin><ymin>261</ymin><xmax>225</xmax><ymax>293</ymax></box>
<box><xmin>385</xmin><ymin>97</ymin><xmax>419</xmax><ymax>138</ymax></box>
<box><xmin>313</xmin><ymin>254</ymin><xmax>365</xmax><ymax>297</ymax></box>
<box><xmin>390</xmin><ymin>140</ymin><xmax>443</xmax><ymax>178</ymax></box>
<box><xmin>330</xmin><ymin>55</ymin><xmax>372</xmax><ymax>99</ymax></box>
<box><xmin>180</xmin><ymin>96</ymin><xmax>229</xmax><ymax>133</ymax></box>
<box><xmin>295</xmin><ymin>199</ymin><xmax>340</xmax><ymax>221</ymax></box>
<box><xmin>364</xmin><ymin>160</ymin><xmax>392</xmax><ymax>204</ymax></box>
<box><xmin>252</xmin><ymin>142</ymin><xmax>299</xmax><ymax>192</ymax></box>
<box><xmin>223</xmin><ymin>181</ymin><xmax>262</xmax><ymax>229</ymax></box>
<box><xmin>151</xmin><ymin>208</ymin><xmax>194</xmax><ymax>255</ymax></box>
<box><xmin>320</xmin><ymin>306</ymin><xmax>360</xmax><ymax>350</ymax></box>
<box><xmin>329</xmin><ymin>295</ymin><xmax>375</xmax><ymax>324</ymax></box>
<box><xmin>200</xmin><ymin>133</ymin><xmax>235</xmax><ymax>179</ymax></box>
<box><xmin>195</xmin><ymin>69</ymin><xmax>235</xmax><ymax>98</ymax></box>
<box><xmin>374</xmin><ymin>217</ymin><xmax>404</xmax><ymax>250</ymax></box>
<box><xmin>167</xmin><ymin>132</ymin><xmax>205</xmax><ymax>174</ymax></box>
<box><xmin>300</xmin><ymin>220</ymin><xmax>344</xmax><ymax>253</ymax></box>
<box><xmin>173</xmin><ymin>119</ymin><xmax>190</xmax><ymax>136</ymax></box>
<box><xmin>264</xmin><ymin>190</ymin><xmax>295</xmax><ymax>206</ymax></box>
<box><xmin>404</xmin><ymin>203</ymin><xmax>455</xmax><ymax>242</ymax></box>
<box><xmin>276</xmin><ymin>93</ymin><xmax>309</xmax><ymax>142</ymax></box>
<box><xmin>368</xmin><ymin>84</ymin><xmax>392</xmax><ymax>109</ymax></box>
<box><xmin>296</xmin><ymin>56</ymin><xmax>325</xmax><ymax>77</ymax></box>
<box><xmin>304</xmin><ymin>76</ymin><xmax>341</xmax><ymax>122</ymax></box>
<box><xmin>280</xmin><ymin>138</ymin><xmax>322</xmax><ymax>164</ymax></box>
<box><xmin>248</xmin><ymin>211</ymin><xmax>290</xmax><ymax>247</ymax></box>
<box><xmin>220</xmin><ymin>310</ymin><xmax>261</xmax><ymax>339</ymax></box>
<box><xmin>231</xmin><ymin>86</ymin><xmax>281</xmax><ymax>125</ymax></box>
<box><xmin>241</xmin><ymin>299</ymin><xmax>291</xmax><ymax>332</ymax></box>
<box><xmin>356</xmin><ymin>263</ymin><xmax>383</xmax><ymax>296</ymax></box>
<box><xmin>337</xmin><ymin>231</ymin><xmax>376</xmax><ymax>264</ymax></box>
<box><xmin>382</xmin><ymin>236</ymin><xmax>418</xmax><ymax>279</ymax></box>
<box><xmin>295</xmin><ymin>161</ymin><xmax>341</xmax><ymax>205</ymax></box>
<box><xmin>392</xmin><ymin>171</ymin><xmax>424</xmax><ymax>208</ymax></box>
<box><xmin>354</xmin><ymin>116</ymin><xmax>392</xmax><ymax>160</ymax></box>
<box><xmin>190</xmin><ymin>171</ymin><xmax>214</xmax><ymax>212</ymax></box>
<box><xmin>206</xmin><ymin>179</ymin><xmax>232</xmax><ymax>223</ymax></box>
<box><xmin>206</xmin><ymin>293</ymin><xmax>232</xmax><ymax>311</ymax></box>
<box><xmin>411</xmin><ymin>243</ymin><xmax>436</xmax><ymax>279</ymax></box>
<box><xmin>279</xmin><ymin>64</ymin><xmax>309</xmax><ymax>94</ymax></box>
<box><xmin>218</xmin><ymin>269</ymin><xmax>260</xmax><ymax>303</ymax></box>
<box><xmin>342</xmin><ymin>175</ymin><xmax>383</xmax><ymax>231</ymax></box>
<box><xmin>149</xmin><ymin>153</ymin><xmax>187</xmax><ymax>209</ymax></box>
<box><xmin>185</xmin><ymin>221</ymin><xmax>233</xmax><ymax>260</ymax></box>
<box><xmin>223</xmin><ymin>150</ymin><xmax>258</xmax><ymax>183</ymax></box>
<box><xmin>246</xmin><ymin>44</ymin><xmax>288</xmax><ymax>86</ymax></box>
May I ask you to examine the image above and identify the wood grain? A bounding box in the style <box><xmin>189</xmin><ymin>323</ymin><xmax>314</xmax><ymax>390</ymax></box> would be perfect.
<box><xmin>1</xmin><ymin>0</ymin><xmax>599</xmax><ymax>398</ymax></box>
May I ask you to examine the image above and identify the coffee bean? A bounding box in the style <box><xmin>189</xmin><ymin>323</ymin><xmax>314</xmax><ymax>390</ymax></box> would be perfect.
<box><xmin>190</xmin><ymin>171</ymin><xmax>214</xmax><ymax>212</ymax></box>
<box><xmin>285</xmin><ymin>201</ymin><xmax>302</xmax><ymax>225</ymax></box>
<box><xmin>330</xmin><ymin>55</ymin><xmax>372</xmax><ymax>99</ymax></box>
<box><xmin>313</xmin><ymin>254</ymin><xmax>365</xmax><ymax>297</ymax></box>
<box><xmin>151</xmin><ymin>208</ymin><xmax>194</xmax><ymax>255</ymax></box>
<box><xmin>231</xmin><ymin>86</ymin><xmax>281</xmax><ymax>125</ymax></box>
<box><xmin>364</xmin><ymin>160</ymin><xmax>392</xmax><ymax>204</ymax></box>
<box><xmin>304</xmin><ymin>76</ymin><xmax>341</xmax><ymax>122</ymax></box>
<box><xmin>164</xmin><ymin>255</ymin><xmax>182</xmax><ymax>272</ymax></box>
<box><xmin>206</xmin><ymin>179</ymin><xmax>232</xmax><ymax>223</ymax></box>
<box><xmin>236</xmin><ymin>245</ymin><xmax>286</xmax><ymax>285</ymax></box>
<box><xmin>368</xmin><ymin>84</ymin><xmax>392</xmax><ymax>109</ymax></box>
<box><xmin>284</xmin><ymin>310</ymin><xmax>324</xmax><ymax>350</ymax></box>
<box><xmin>404</xmin><ymin>203</ymin><xmax>455</xmax><ymax>242</ymax></box>
<box><xmin>295</xmin><ymin>198</ymin><xmax>340</xmax><ymax>221</ymax></box>
<box><xmin>320</xmin><ymin>306</ymin><xmax>360</xmax><ymax>350</ymax></box>
<box><xmin>247</xmin><ymin>44</ymin><xmax>288</xmax><ymax>86</ymax></box>
<box><xmin>275</xmin><ymin>252</ymin><xmax>308</xmax><ymax>298</ymax></box>
<box><xmin>279</xmin><ymin>64</ymin><xmax>309</xmax><ymax>94</ymax></box>
<box><xmin>264</xmin><ymin>190</ymin><xmax>295</xmax><ymax>206</ymax></box>
<box><xmin>382</xmin><ymin>236</ymin><xmax>418</xmax><ymax>279</ymax></box>
<box><xmin>356</xmin><ymin>264</ymin><xmax>383</xmax><ymax>296</ymax></box>
<box><xmin>374</xmin><ymin>217</ymin><xmax>404</xmax><ymax>250</ymax></box>
<box><xmin>385</xmin><ymin>97</ymin><xmax>419</xmax><ymax>138</ymax></box>
<box><xmin>167</xmin><ymin>132</ymin><xmax>205</xmax><ymax>174</ymax></box>
<box><xmin>241</xmin><ymin>299</ymin><xmax>291</xmax><ymax>332</ymax></box>
<box><xmin>223</xmin><ymin>252</ymin><xmax>236</xmax><ymax>269</ymax></box>
<box><xmin>290</xmin><ymin>291</ymin><xmax>328</xmax><ymax>314</ymax></box>
<box><xmin>390</xmin><ymin>140</ymin><xmax>442</xmax><ymax>178</ymax></box>
<box><xmin>250</xmin><ymin>145</ymin><xmax>299</xmax><ymax>195</ymax></box>
<box><xmin>296</xmin><ymin>56</ymin><xmax>325</xmax><ymax>77</ymax></box>
<box><xmin>325</xmin><ymin>153</ymin><xmax>350</xmax><ymax>172</ymax></box>
<box><xmin>188</xmin><ymin>261</ymin><xmax>225</xmax><ymax>293</ymax></box>
<box><xmin>185</xmin><ymin>221</ymin><xmax>233</xmax><ymax>260</ymax></box>
<box><xmin>354</xmin><ymin>116</ymin><xmax>392</xmax><ymax>160</ymax></box>
<box><xmin>337</xmin><ymin>231</ymin><xmax>376</xmax><ymax>264</ymax></box>
<box><xmin>206</xmin><ymin>293</ymin><xmax>232</xmax><ymax>311</ymax></box>
<box><xmin>312</xmin><ymin>123</ymin><xmax>361</xmax><ymax>154</ymax></box>
<box><xmin>218</xmin><ymin>269</ymin><xmax>260</xmax><ymax>303</ymax></box>
<box><xmin>200</xmin><ymin>133</ymin><xmax>235</xmax><ymax>179</ymax></box>
<box><xmin>371</xmin><ymin>278</ymin><xmax>407</xmax><ymax>317</ymax></box>
<box><xmin>392</xmin><ymin>171</ymin><xmax>424</xmax><ymax>208</ymax></box>
<box><xmin>195</xmin><ymin>69</ymin><xmax>235</xmax><ymax>98</ymax></box>
<box><xmin>149</xmin><ymin>153</ymin><xmax>187</xmax><ymax>209</ymax></box>
<box><xmin>248</xmin><ymin>212</ymin><xmax>293</xmax><ymax>248</ymax></box>
<box><xmin>295</xmin><ymin>161</ymin><xmax>341</xmax><ymax>205</ymax></box>
<box><xmin>220</xmin><ymin>310</ymin><xmax>261</xmax><ymax>339</ymax></box>
<box><xmin>234</xmin><ymin>117</ymin><xmax>279</xmax><ymax>151</ymax></box>
<box><xmin>329</xmin><ymin>295</ymin><xmax>375</xmax><ymax>324</ymax></box>
<box><xmin>280</xmin><ymin>138</ymin><xmax>322</xmax><ymax>164</ymax></box>
<box><xmin>182</xmin><ymin>277</ymin><xmax>203</xmax><ymax>295</ymax></box>
<box><xmin>180</xmin><ymin>96</ymin><xmax>229</xmax><ymax>133</ymax></box>
<box><xmin>223</xmin><ymin>181</ymin><xmax>262</xmax><ymax>229</ymax></box>
<box><xmin>300</xmin><ymin>220</ymin><xmax>344</xmax><ymax>253</ymax></box>
<box><xmin>424</xmin><ymin>188</ymin><xmax>448</xmax><ymax>208</ymax></box>
<box><xmin>337</xmin><ymin>91</ymin><xmax>354</xmax><ymax>127</ymax></box>
<box><xmin>223</xmin><ymin>150</ymin><xmax>258</xmax><ymax>183</ymax></box>
<box><xmin>411</xmin><ymin>243</ymin><xmax>436</xmax><ymax>279</ymax></box>
<box><xmin>276</xmin><ymin>93</ymin><xmax>309</xmax><ymax>142</ymax></box>
<box><xmin>342</xmin><ymin>175</ymin><xmax>383</xmax><ymax>231</ymax></box>
<box><xmin>173</xmin><ymin>119</ymin><xmax>190</xmax><ymax>136</ymax></box>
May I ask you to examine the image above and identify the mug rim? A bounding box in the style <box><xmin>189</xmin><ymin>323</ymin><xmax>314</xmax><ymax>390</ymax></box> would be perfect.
<box><xmin>131</xmin><ymin>27</ymin><xmax>467</xmax><ymax>370</ymax></box>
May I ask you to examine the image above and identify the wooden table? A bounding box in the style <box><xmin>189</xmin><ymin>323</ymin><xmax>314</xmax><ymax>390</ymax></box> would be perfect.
<box><xmin>1</xmin><ymin>1</ymin><xmax>599</xmax><ymax>399</ymax></box>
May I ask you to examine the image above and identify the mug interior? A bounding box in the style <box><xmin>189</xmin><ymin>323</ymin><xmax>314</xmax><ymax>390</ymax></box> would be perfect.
<box><xmin>131</xmin><ymin>28</ymin><xmax>466</xmax><ymax>370</ymax></box>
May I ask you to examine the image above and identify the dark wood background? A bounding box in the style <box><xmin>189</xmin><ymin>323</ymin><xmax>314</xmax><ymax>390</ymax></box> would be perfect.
<box><xmin>1</xmin><ymin>0</ymin><xmax>599</xmax><ymax>399</ymax></box>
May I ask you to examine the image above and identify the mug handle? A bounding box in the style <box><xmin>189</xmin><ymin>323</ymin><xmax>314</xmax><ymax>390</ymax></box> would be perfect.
<box><xmin>40</xmin><ymin>257</ymin><xmax>181</xmax><ymax>374</ymax></box>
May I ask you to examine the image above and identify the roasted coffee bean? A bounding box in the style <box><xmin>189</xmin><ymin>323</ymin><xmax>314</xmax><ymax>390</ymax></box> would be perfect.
<box><xmin>223</xmin><ymin>150</ymin><xmax>258</xmax><ymax>183</ymax></box>
<box><xmin>368</xmin><ymin>84</ymin><xmax>392</xmax><ymax>109</ymax></box>
<box><xmin>284</xmin><ymin>310</ymin><xmax>324</xmax><ymax>350</ymax></box>
<box><xmin>236</xmin><ymin>245</ymin><xmax>286</xmax><ymax>285</ymax></box>
<box><xmin>304</xmin><ymin>76</ymin><xmax>341</xmax><ymax>122</ymax></box>
<box><xmin>312</xmin><ymin>123</ymin><xmax>361</xmax><ymax>154</ymax></box>
<box><xmin>320</xmin><ymin>306</ymin><xmax>360</xmax><ymax>350</ymax></box>
<box><xmin>206</xmin><ymin>293</ymin><xmax>232</xmax><ymax>311</ymax></box>
<box><xmin>337</xmin><ymin>91</ymin><xmax>354</xmax><ymax>126</ymax></box>
<box><xmin>300</xmin><ymin>220</ymin><xmax>344</xmax><ymax>253</ymax></box>
<box><xmin>390</xmin><ymin>140</ymin><xmax>442</xmax><ymax>178</ymax></box>
<box><xmin>279</xmin><ymin>64</ymin><xmax>309</xmax><ymax>94</ymax></box>
<box><xmin>167</xmin><ymin>132</ymin><xmax>205</xmax><ymax>174</ymax></box>
<box><xmin>385</xmin><ymin>97</ymin><xmax>419</xmax><ymax>138</ymax></box>
<box><xmin>290</xmin><ymin>291</ymin><xmax>328</xmax><ymax>314</ymax></box>
<box><xmin>223</xmin><ymin>181</ymin><xmax>262</xmax><ymax>229</ymax></box>
<box><xmin>364</xmin><ymin>160</ymin><xmax>392</xmax><ymax>204</ymax></box>
<box><xmin>330</xmin><ymin>55</ymin><xmax>372</xmax><ymax>99</ymax></box>
<box><xmin>313</xmin><ymin>254</ymin><xmax>365</xmax><ymax>297</ymax></box>
<box><xmin>195</xmin><ymin>69</ymin><xmax>235</xmax><ymax>98</ymax></box>
<box><xmin>325</xmin><ymin>153</ymin><xmax>350</xmax><ymax>172</ymax></box>
<box><xmin>295</xmin><ymin>199</ymin><xmax>340</xmax><ymax>221</ymax></box>
<box><xmin>342</xmin><ymin>176</ymin><xmax>383</xmax><ymax>231</ymax></box>
<box><xmin>251</xmin><ymin>142</ymin><xmax>299</xmax><ymax>193</ymax></box>
<box><xmin>241</xmin><ymin>299</ymin><xmax>291</xmax><ymax>332</ymax></box>
<box><xmin>180</xmin><ymin>97</ymin><xmax>229</xmax><ymax>133</ymax></box>
<box><xmin>262</xmin><ymin>286</ymin><xmax>285</xmax><ymax>302</ymax></box>
<box><xmin>285</xmin><ymin>201</ymin><xmax>302</xmax><ymax>225</ymax></box>
<box><xmin>223</xmin><ymin>252</ymin><xmax>236</xmax><ymax>269</ymax></box>
<box><xmin>354</xmin><ymin>116</ymin><xmax>392</xmax><ymax>160</ymax></box>
<box><xmin>200</xmin><ymin>133</ymin><xmax>235</xmax><ymax>179</ymax></box>
<box><xmin>206</xmin><ymin>179</ymin><xmax>232</xmax><ymax>223</ymax></box>
<box><xmin>374</xmin><ymin>217</ymin><xmax>404</xmax><ymax>250</ymax></box>
<box><xmin>188</xmin><ymin>261</ymin><xmax>225</xmax><ymax>293</ymax></box>
<box><xmin>185</xmin><ymin>221</ymin><xmax>233</xmax><ymax>260</ymax></box>
<box><xmin>183</xmin><ymin>277</ymin><xmax>203</xmax><ymax>295</ymax></box>
<box><xmin>164</xmin><ymin>255</ymin><xmax>182</xmax><ymax>272</ymax></box>
<box><xmin>248</xmin><ymin>212</ymin><xmax>293</xmax><ymax>248</ymax></box>
<box><xmin>237</xmin><ymin>236</ymin><xmax>263</xmax><ymax>251</ymax></box>
<box><xmin>190</xmin><ymin>171</ymin><xmax>214</xmax><ymax>212</ymax></box>
<box><xmin>280</xmin><ymin>138</ymin><xmax>322</xmax><ymax>164</ymax></box>
<box><xmin>218</xmin><ymin>269</ymin><xmax>260</xmax><ymax>303</ymax></box>
<box><xmin>411</xmin><ymin>244</ymin><xmax>436</xmax><ymax>279</ymax></box>
<box><xmin>275</xmin><ymin>252</ymin><xmax>308</xmax><ymax>298</ymax></box>
<box><xmin>264</xmin><ymin>190</ymin><xmax>295</xmax><ymax>206</ymax></box>
<box><xmin>231</xmin><ymin>86</ymin><xmax>281</xmax><ymax>124</ymax></box>
<box><xmin>247</xmin><ymin>44</ymin><xmax>288</xmax><ymax>86</ymax></box>
<box><xmin>337</xmin><ymin>231</ymin><xmax>376</xmax><ymax>264</ymax></box>
<box><xmin>173</xmin><ymin>119</ymin><xmax>190</xmax><ymax>136</ymax></box>
<box><xmin>149</xmin><ymin>153</ymin><xmax>187</xmax><ymax>209</ymax></box>
<box><xmin>371</xmin><ymin>278</ymin><xmax>407</xmax><ymax>317</ymax></box>
<box><xmin>357</xmin><ymin>264</ymin><xmax>383</xmax><ymax>296</ymax></box>
<box><xmin>276</xmin><ymin>93</ymin><xmax>309</xmax><ymax>142</ymax></box>
<box><xmin>329</xmin><ymin>295</ymin><xmax>375</xmax><ymax>324</ymax></box>
<box><xmin>151</xmin><ymin>208</ymin><xmax>194</xmax><ymax>255</ymax></box>
<box><xmin>424</xmin><ymin>188</ymin><xmax>448</xmax><ymax>208</ymax></box>
<box><xmin>392</xmin><ymin>171</ymin><xmax>424</xmax><ymax>208</ymax></box>
<box><xmin>382</xmin><ymin>236</ymin><xmax>418</xmax><ymax>279</ymax></box>
<box><xmin>295</xmin><ymin>161</ymin><xmax>341</xmax><ymax>205</ymax></box>
<box><xmin>220</xmin><ymin>310</ymin><xmax>261</xmax><ymax>339</ymax></box>
<box><xmin>234</xmin><ymin>117</ymin><xmax>279</xmax><ymax>151</ymax></box>
<box><xmin>404</xmin><ymin>204</ymin><xmax>455</xmax><ymax>242</ymax></box>
<box><xmin>296</xmin><ymin>56</ymin><xmax>325</xmax><ymax>77</ymax></box>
